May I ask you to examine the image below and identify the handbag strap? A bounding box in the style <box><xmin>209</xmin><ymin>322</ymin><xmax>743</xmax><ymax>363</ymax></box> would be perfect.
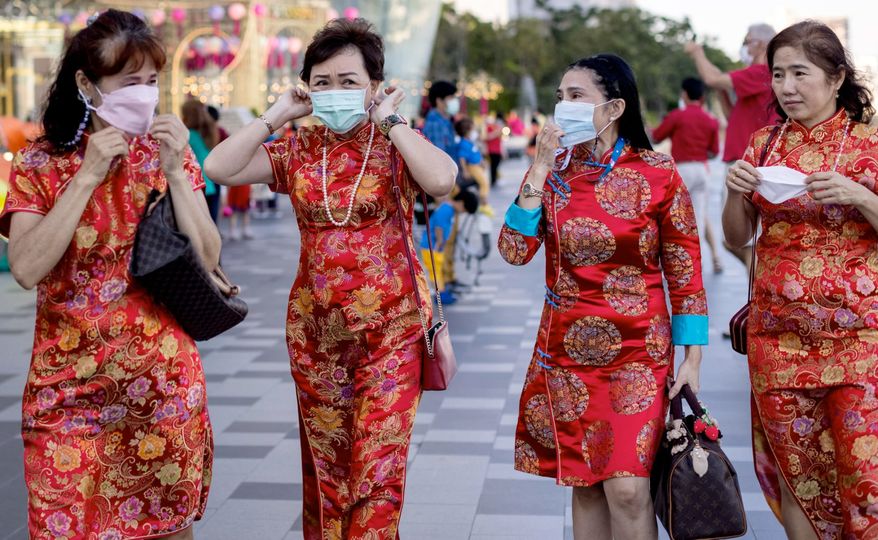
<box><xmin>389</xmin><ymin>150</ymin><xmax>443</xmax><ymax>356</ymax></box>
<box><xmin>744</xmin><ymin>124</ymin><xmax>781</xmax><ymax>300</ymax></box>
<box><xmin>670</xmin><ymin>384</ymin><xmax>706</xmax><ymax>421</ymax></box>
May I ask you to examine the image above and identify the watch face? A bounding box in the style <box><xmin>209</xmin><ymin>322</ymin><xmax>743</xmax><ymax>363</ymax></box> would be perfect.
<box><xmin>523</xmin><ymin>184</ymin><xmax>533</xmax><ymax>195</ymax></box>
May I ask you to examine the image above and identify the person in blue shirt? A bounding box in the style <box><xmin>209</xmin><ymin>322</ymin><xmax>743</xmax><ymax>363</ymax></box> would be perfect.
<box><xmin>454</xmin><ymin>117</ymin><xmax>491</xmax><ymax>213</ymax></box>
<box><xmin>423</xmin><ymin>80</ymin><xmax>459</xmax><ymax>162</ymax></box>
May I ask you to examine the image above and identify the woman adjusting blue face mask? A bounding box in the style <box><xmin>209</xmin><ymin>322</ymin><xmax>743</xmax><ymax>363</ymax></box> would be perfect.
<box><xmin>310</xmin><ymin>88</ymin><xmax>372</xmax><ymax>134</ymax></box>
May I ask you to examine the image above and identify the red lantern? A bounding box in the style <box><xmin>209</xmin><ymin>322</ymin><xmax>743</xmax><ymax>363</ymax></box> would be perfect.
<box><xmin>171</xmin><ymin>8</ymin><xmax>186</xmax><ymax>39</ymax></box>
<box><xmin>253</xmin><ymin>3</ymin><xmax>267</xmax><ymax>32</ymax></box>
<box><xmin>343</xmin><ymin>7</ymin><xmax>359</xmax><ymax>20</ymax></box>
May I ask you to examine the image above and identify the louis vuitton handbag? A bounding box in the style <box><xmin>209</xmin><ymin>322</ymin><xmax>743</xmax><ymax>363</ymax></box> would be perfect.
<box><xmin>131</xmin><ymin>189</ymin><xmax>248</xmax><ymax>341</ymax></box>
<box><xmin>390</xmin><ymin>153</ymin><xmax>458</xmax><ymax>391</ymax></box>
<box><xmin>651</xmin><ymin>385</ymin><xmax>746</xmax><ymax>540</ymax></box>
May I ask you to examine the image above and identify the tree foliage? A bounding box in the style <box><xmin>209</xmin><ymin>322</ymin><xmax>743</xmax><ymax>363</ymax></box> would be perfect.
<box><xmin>428</xmin><ymin>3</ymin><xmax>737</xmax><ymax>120</ymax></box>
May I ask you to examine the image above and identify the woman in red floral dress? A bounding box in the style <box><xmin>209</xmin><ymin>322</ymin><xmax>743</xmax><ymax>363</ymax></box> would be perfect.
<box><xmin>205</xmin><ymin>19</ymin><xmax>456</xmax><ymax>540</ymax></box>
<box><xmin>0</xmin><ymin>11</ymin><xmax>221</xmax><ymax>540</ymax></box>
<box><xmin>498</xmin><ymin>54</ymin><xmax>707</xmax><ymax>540</ymax></box>
<box><xmin>725</xmin><ymin>21</ymin><xmax>878</xmax><ymax>539</ymax></box>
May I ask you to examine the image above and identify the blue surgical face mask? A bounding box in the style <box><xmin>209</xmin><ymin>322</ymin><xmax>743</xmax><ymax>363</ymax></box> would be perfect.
<box><xmin>445</xmin><ymin>96</ymin><xmax>460</xmax><ymax>116</ymax></box>
<box><xmin>310</xmin><ymin>88</ymin><xmax>371</xmax><ymax>134</ymax></box>
<box><xmin>553</xmin><ymin>99</ymin><xmax>613</xmax><ymax>148</ymax></box>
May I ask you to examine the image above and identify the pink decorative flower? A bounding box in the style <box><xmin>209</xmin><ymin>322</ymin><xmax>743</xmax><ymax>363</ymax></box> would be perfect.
<box><xmin>98</xmin><ymin>529</ymin><xmax>123</xmax><ymax>540</ymax></box>
<box><xmin>127</xmin><ymin>377</ymin><xmax>151</xmax><ymax>400</ymax></box>
<box><xmin>37</xmin><ymin>387</ymin><xmax>58</xmax><ymax>410</ymax></box>
<box><xmin>99</xmin><ymin>278</ymin><xmax>127</xmax><ymax>303</ymax></box>
<box><xmin>119</xmin><ymin>496</ymin><xmax>143</xmax><ymax>522</ymax></box>
<box><xmin>99</xmin><ymin>404</ymin><xmax>127</xmax><ymax>424</ymax></box>
<box><xmin>46</xmin><ymin>511</ymin><xmax>72</xmax><ymax>536</ymax></box>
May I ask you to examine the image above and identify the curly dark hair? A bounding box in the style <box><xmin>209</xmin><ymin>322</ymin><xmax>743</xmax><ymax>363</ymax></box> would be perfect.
<box><xmin>767</xmin><ymin>20</ymin><xmax>874</xmax><ymax>123</ymax></box>
<box><xmin>301</xmin><ymin>18</ymin><xmax>385</xmax><ymax>84</ymax></box>
<box><xmin>39</xmin><ymin>9</ymin><xmax>166</xmax><ymax>154</ymax></box>
<box><xmin>565</xmin><ymin>54</ymin><xmax>653</xmax><ymax>151</ymax></box>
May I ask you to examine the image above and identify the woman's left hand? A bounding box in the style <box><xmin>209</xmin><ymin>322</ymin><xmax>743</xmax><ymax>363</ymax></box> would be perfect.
<box><xmin>668</xmin><ymin>345</ymin><xmax>702</xmax><ymax>399</ymax></box>
<box><xmin>151</xmin><ymin>114</ymin><xmax>190</xmax><ymax>180</ymax></box>
<box><xmin>805</xmin><ymin>171</ymin><xmax>872</xmax><ymax>206</ymax></box>
<box><xmin>370</xmin><ymin>86</ymin><xmax>406</xmax><ymax>124</ymax></box>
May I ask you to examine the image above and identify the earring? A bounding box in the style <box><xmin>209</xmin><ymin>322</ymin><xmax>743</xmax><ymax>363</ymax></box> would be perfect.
<box><xmin>65</xmin><ymin>92</ymin><xmax>91</xmax><ymax>147</ymax></box>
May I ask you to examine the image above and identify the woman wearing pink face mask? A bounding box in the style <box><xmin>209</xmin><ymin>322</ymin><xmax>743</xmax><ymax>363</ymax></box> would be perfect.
<box><xmin>0</xmin><ymin>10</ymin><xmax>220</xmax><ymax>540</ymax></box>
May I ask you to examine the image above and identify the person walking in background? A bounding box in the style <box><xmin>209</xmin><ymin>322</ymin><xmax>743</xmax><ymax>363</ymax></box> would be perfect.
<box><xmin>686</xmin><ymin>23</ymin><xmax>778</xmax><ymax>270</ymax></box>
<box><xmin>182</xmin><ymin>98</ymin><xmax>222</xmax><ymax>222</ymax></box>
<box><xmin>499</xmin><ymin>53</ymin><xmax>707</xmax><ymax>540</ymax></box>
<box><xmin>0</xmin><ymin>10</ymin><xmax>220</xmax><ymax>538</ymax></box>
<box><xmin>724</xmin><ymin>21</ymin><xmax>878</xmax><ymax>539</ymax></box>
<box><xmin>203</xmin><ymin>18</ymin><xmax>457</xmax><ymax>538</ymax></box>
<box><xmin>653</xmin><ymin>77</ymin><xmax>723</xmax><ymax>273</ymax></box>
<box><xmin>421</xmin><ymin>190</ymin><xmax>477</xmax><ymax>305</ymax></box>
<box><xmin>423</xmin><ymin>80</ymin><xmax>459</xmax><ymax>161</ymax></box>
<box><xmin>485</xmin><ymin>111</ymin><xmax>505</xmax><ymax>186</ymax></box>
<box><xmin>455</xmin><ymin>116</ymin><xmax>491</xmax><ymax>209</ymax></box>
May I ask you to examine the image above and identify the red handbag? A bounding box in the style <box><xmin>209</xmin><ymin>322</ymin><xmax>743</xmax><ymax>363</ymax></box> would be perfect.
<box><xmin>390</xmin><ymin>152</ymin><xmax>458</xmax><ymax>391</ymax></box>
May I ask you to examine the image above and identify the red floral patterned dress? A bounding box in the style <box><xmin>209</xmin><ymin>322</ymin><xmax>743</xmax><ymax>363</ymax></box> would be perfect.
<box><xmin>0</xmin><ymin>136</ymin><xmax>213</xmax><ymax>539</ymax></box>
<box><xmin>745</xmin><ymin>109</ymin><xmax>878</xmax><ymax>538</ymax></box>
<box><xmin>262</xmin><ymin>123</ymin><xmax>430</xmax><ymax>539</ymax></box>
<box><xmin>498</xmin><ymin>141</ymin><xmax>708</xmax><ymax>487</ymax></box>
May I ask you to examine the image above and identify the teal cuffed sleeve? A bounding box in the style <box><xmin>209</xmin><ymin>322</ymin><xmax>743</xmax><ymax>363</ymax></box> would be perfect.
<box><xmin>504</xmin><ymin>200</ymin><xmax>542</xmax><ymax>237</ymax></box>
<box><xmin>671</xmin><ymin>314</ymin><xmax>709</xmax><ymax>345</ymax></box>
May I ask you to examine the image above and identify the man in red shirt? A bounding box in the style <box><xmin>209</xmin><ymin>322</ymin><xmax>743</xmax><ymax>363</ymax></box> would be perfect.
<box><xmin>654</xmin><ymin>78</ymin><xmax>722</xmax><ymax>273</ymax></box>
<box><xmin>685</xmin><ymin>23</ymin><xmax>778</xmax><ymax>269</ymax></box>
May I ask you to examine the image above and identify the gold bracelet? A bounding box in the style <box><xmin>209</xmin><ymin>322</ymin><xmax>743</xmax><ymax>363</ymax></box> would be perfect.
<box><xmin>258</xmin><ymin>114</ymin><xmax>275</xmax><ymax>134</ymax></box>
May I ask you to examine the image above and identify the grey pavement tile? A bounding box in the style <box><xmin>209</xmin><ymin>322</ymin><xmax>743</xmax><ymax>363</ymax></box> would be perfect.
<box><xmin>208</xmin><ymin>396</ymin><xmax>261</xmax><ymax>407</ymax></box>
<box><xmin>432</xmin><ymin>409</ymin><xmax>503</xmax><ymax>430</ymax></box>
<box><xmin>225</xmin><ymin>420</ymin><xmax>294</xmax><ymax>433</ymax></box>
<box><xmin>416</xmin><ymin>441</ymin><xmax>494</xmax><ymax>456</ymax></box>
<box><xmin>213</xmin><ymin>445</ymin><xmax>275</xmax><ymax>459</ymax></box>
<box><xmin>234</xmin><ymin>369</ymin><xmax>291</xmax><ymax>379</ymax></box>
<box><xmin>204</xmin><ymin>373</ymin><xmax>229</xmax><ymax>383</ymax></box>
<box><xmin>477</xmin><ymin>479</ymin><xmax>566</xmax><ymax>516</ymax></box>
<box><xmin>230</xmin><ymin>481</ymin><xmax>300</xmax><ymax>501</ymax></box>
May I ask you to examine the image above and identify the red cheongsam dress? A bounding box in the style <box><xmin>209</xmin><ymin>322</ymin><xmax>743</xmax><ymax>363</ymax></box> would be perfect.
<box><xmin>0</xmin><ymin>136</ymin><xmax>213</xmax><ymax>539</ymax></box>
<box><xmin>262</xmin><ymin>123</ymin><xmax>430</xmax><ymax>539</ymax></box>
<box><xmin>498</xmin><ymin>141</ymin><xmax>708</xmax><ymax>486</ymax></box>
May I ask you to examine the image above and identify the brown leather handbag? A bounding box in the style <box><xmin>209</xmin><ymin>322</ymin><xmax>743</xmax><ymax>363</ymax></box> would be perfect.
<box><xmin>390</xmin><ymin>153</ymin><xmax>458</xmax><ymax>391</ymax></box>
<box><xmin>651</xmin><ymin>385</ymin><xmax>747</xmax><ymax>540</ymax></box>
<box><xmin>728</xmin><ymin>125</ymin><xmax>781</xmax><ymax>355</ymax></box>
<box><xmin>131</xmin><ymin>189</ymin><xmax>248</xmax><ymax>341</ymax></box>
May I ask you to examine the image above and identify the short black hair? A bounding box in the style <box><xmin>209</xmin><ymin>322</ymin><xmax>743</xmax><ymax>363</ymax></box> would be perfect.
<box><xmin>453</xmin><ymin>188</ymin><xmax>479</xmax><ymax>214</ymax></box>
<box><xmin>428</xmin><ymin>80</ymin><xmax>457</xmax><ymax>107</ymax></box>
<box><xmin>302</xmin><ymin>18</ymin><xmax>384</xmax><ymax>83</ymax></box>
<box><xmin>681</xmin><ymin>77</ymin><xmax>705</xmax><ymax>101</ymax></box>
<box><xmin>454</xmin><ymin>117</ymin><xmax>473</xmax><ymax>137</ymax></box>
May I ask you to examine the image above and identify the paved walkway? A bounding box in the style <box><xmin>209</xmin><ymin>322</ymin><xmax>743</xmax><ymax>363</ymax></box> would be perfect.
<box><xmin>0</xmin><ymin>156</ymin><xmax>784</xmax><ymax>539</ymax></box>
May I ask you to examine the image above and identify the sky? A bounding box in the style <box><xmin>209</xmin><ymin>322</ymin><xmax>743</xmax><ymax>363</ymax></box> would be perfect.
<box><xmin>452</xmin><ymin>0</ymin><xmax>878</xmax><ymax>74</ymax></box>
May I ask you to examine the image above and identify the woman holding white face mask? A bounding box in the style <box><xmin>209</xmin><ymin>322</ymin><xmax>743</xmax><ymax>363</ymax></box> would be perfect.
<box><xmin>498</xmin><ymin>54</ymin><xmax>707</xmax><ymax>540</ymax></box>
<box><xmin>205</xmin><ymin>17</ymin><xmax>456</xmax><ymax>540</ymax></box>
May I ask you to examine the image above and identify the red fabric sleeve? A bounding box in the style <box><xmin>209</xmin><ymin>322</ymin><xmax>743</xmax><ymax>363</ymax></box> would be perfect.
<box><xmin>261</xmin><ymin>136</ymin><xmax>295</xmax><ymax>194</ymax></box>
<box><xmin>659</xmin><ymin>168</ymin><xmax>708</xmax><ymax>316</ymax></box>
<box><xmin>730</xmin><ymin>64</ymin><xmax>769</xmax><ymax>99</ymax></box>
<box><xmin>497</xmin><ymin>168</ymin><xmax>546</xmax><ymax>266</ymax></box>
<box><xmin>651</xmin><ymin>110</ymin><xmax>677</xmax><ymax>144</ymax></box>
<box><xmin>182</xmin><ymin>147</ymin><xmax>206</xmax><ymax>191</ymax></box>
<box><xmin>0</xmin><ymin>146</ymin><xmax>55</xmax><ymax>239</ymax></box>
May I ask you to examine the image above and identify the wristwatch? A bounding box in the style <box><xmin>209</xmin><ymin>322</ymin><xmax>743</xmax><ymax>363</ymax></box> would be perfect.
<box><xmin>378</xmin><ymin>113</ymin><xmax>406</xmax><ymax>138</ymax></box>
<box><xmin>521</xmin><ymin>183</ymin><xmax>545</xmax><ymax>199</ymax></box>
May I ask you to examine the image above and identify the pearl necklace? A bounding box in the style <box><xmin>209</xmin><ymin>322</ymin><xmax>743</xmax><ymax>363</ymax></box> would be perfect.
<box><xmin>767</xmin><ymin>116</ymin><xmax>851</xmax><ymax>172</ymax></box>
<box><xmin>321</xmin><ymin>123</ymin><xmax>375</xmax><ymax>227</ymax></box>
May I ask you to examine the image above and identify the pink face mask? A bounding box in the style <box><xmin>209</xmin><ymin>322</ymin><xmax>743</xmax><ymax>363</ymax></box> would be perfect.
<box><xmin>81</xmin><ymin>84</ymin><xmax>159</xmax><ymax>136</ymax></box>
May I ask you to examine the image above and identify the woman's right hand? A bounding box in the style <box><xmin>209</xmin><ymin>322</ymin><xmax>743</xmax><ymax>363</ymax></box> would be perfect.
<box><xmin>76</xmin><ymin>127</ymin><xmax>129</xmax><ymax>189</ymax></box>
<box><xmin>726</xmin><ymin>159</ymin><xmax>761</xmax><ymax>195</ymax></box>
<box><xmin>533</xmin><ymin>122</ymin><xmax>564</xmax><ymax>172</ymax></box>
<box><xmin>269</xmin><ymin>86</ymin><xmax>313</xmax><ymax>125</ymax></box>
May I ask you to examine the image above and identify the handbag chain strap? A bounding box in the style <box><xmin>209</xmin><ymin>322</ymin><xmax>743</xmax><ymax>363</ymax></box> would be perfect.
<box><xmin>389</xmin><ymin>150</ymin><xmax>444</xmax><ymax>357</ymax></box>
<box><xmin>745</xmin><ymin>124</ymin><xmax>783</xmax><ymax>300</ymax></box>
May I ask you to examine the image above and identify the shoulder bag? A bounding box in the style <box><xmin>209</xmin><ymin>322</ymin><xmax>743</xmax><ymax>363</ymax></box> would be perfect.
<box><xmin>651</xmin><ymin>384</ymin><xmax>747</xmax><ymax>540</ymax></box>
<box><xmin>130</xmin><ymin>188</ymin><xmax>248</xmax><ymax>341</ymax></box>
<box><xmin>728</xmin><ymin>125</ymin><xmax>780</xmax><ymax>355</ymax></box>
<box><xmin>390</xmin><ymin>152</ymin><xmax>458</xmax><ymax>391</ymax></box>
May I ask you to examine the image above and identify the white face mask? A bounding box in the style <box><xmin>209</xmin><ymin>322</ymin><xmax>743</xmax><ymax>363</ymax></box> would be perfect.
<box><xmin>740</xmin><ymin>44</ymin><xmax>754</xmax><ymax>66</ymax></box>
<box><xmin>445</xmin><ymin>97</ymin><xmax>460</xmax><ymax>116</ymax></box>
<box><xmin>754</xmin><ymin>166</ymin><xmax>808</xmax><ymax>203</ymax></box>
<box><xmin>310</xmin><ymin>88</ymin><xmax>371</xmax><ymax>134</ymax></box>
<box><xmin>81</xmin><ymin>84</ymin><xmax>159</xmax><ymax>136</ymax></box>
<box><xmin>553</xmin><ymin>99</ymin><xmax>613</xmax><ymax>148</ymax></box>
<box><xmin>678</xmin><ymin>98</ymin><xmax>687</xmax><ymax>110</ymax></box>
